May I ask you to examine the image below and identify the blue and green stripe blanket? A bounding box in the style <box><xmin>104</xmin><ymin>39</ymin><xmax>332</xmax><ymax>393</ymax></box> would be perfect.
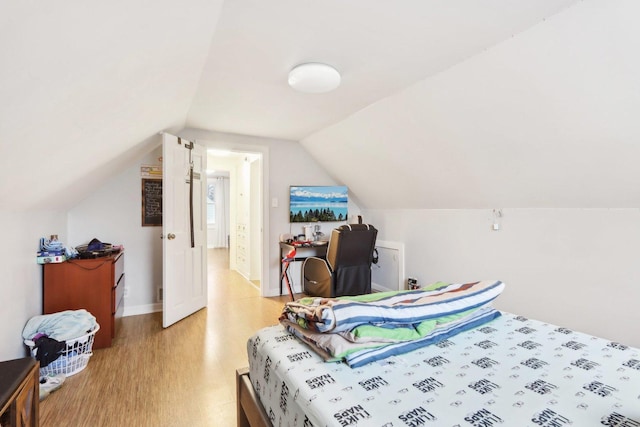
<box><xmin>280</xmin><ymin>280</ymin><xmax>505</xmax><ymax>367</ymax></box>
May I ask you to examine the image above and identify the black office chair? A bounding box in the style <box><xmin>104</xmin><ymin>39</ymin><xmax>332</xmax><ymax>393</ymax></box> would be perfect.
<box><xmin>302</xmin><ymin>224</ymin><xmax>378</xmax><ymax>297</ymax></box>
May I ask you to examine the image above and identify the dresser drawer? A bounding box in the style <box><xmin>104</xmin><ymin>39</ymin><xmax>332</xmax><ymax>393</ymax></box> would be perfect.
<box><xmin>112</xmin><ymin>273</ymin><xmax>125</xmax><ymax>314</ymax></box>
<box><xmin>113</xmin><ymin>252</ymin><xmax>124</xmax><ymax>286</ymax></box>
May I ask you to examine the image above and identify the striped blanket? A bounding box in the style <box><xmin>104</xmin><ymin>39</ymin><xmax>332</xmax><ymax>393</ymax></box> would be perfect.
<box><xmin>281</xmin><ymin>280</ymin><xmax>504</xmax><ymax>333</ymax></box>
<box><xmin>280</xmin><ymin>280</ymin><xmax>505</xmax><ymax>367</ymax></box>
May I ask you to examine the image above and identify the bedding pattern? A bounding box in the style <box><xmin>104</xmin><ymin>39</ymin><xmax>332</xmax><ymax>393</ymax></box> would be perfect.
<box><xmin>248</xmin><ymin>312</ymin><xmax>640</xmax><ymax>427</ymax></box>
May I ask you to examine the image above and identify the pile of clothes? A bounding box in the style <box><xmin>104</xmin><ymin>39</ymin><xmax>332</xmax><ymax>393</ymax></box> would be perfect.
<box><xmin>280</xmin><ymin>280</ymin><xmax>505</xmax><ymax>368</ymax></box>
<box><xmin>22</xmin><ymin>309</ymin><xmax>98</xmax><ymax>367</ymax></box>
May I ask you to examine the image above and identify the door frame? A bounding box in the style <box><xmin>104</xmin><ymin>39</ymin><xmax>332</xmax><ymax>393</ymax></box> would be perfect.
<box><xmin>203</xmin><ymin>140</ymin><xmax>269</xmax><ymax>297</ymax></box>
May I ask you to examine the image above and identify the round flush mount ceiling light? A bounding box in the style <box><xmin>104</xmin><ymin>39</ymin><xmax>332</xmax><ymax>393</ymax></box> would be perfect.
<box><xmin>288</xmin><ymin>63</ymin><xmax>341</xmax><ymax>93</ymax></box>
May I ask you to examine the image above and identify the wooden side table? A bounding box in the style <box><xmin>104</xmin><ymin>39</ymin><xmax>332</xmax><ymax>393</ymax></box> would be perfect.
<box><xmin>0</xmin><ymin>357</ymin><xmax>39</xmax><ymax>427</ymax></box>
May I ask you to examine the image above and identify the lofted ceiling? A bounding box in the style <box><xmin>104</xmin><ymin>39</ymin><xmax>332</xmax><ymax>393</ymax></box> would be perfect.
<box><xmin>3</xmin><ymin>0</ymin><xmax>638</xmax><ymax>212</ymax></box>
<box><xmin>187</xmin><ymin>0</ymin><xmax>579</xmax><ymax>141</ymax></box>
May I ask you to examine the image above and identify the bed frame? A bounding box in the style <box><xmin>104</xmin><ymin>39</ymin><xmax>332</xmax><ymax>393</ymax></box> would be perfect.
<box><xmin>236</xmin><ymin>368</ymin><xmax>270</xmax><ymax>427</ymax></box>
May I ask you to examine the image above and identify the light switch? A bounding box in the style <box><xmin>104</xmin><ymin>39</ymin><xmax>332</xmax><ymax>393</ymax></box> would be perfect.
<box><xmin>271</xmin><ymin>197</ymin><xmax>278</xmax><ymax>208</ymax></box>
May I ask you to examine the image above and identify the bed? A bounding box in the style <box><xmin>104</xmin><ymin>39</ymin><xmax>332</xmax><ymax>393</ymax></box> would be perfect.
<box><xmin>237</xmin><ymin>285</ymin><xmax>640</xmax><ymax>426</ymax></box>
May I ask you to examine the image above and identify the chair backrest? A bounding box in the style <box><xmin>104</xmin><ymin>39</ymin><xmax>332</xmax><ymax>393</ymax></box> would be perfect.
<box><xmin>326</xmin><ymin>224</ymin><xmax>378</xmax><ymax>271</ymax></box>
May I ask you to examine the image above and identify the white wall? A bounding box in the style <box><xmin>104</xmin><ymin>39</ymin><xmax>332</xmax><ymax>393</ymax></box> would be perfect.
<box><xmin>364</xmin><ymin>208</ymin><xmax>640</xmax><ymax>348</ymax></box>
<box><xmin>68</xmin><ymin>146</ymin><xmax>164</xmax><ymax>316</ymax></box>
<box><xmin>0</xmin><ymin>210</ymin><xmax>67</xmax><ymax>360</ymax></box>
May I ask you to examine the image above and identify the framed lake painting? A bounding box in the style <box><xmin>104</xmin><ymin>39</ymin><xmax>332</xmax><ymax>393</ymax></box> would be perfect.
<box><xmin>289</xmin><ymin>185</ymin><xmax>348</xmax><ymax>223</ymax></box>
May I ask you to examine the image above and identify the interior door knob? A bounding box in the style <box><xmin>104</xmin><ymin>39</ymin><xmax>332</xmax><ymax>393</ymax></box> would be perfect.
<box><xmin>167</xmin><ymin>233</ymin><xmax>176</xmax><ymax>240</ymax></box>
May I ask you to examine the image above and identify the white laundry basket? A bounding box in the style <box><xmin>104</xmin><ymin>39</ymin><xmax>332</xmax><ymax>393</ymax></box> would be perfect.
<box><xmin>25</xmin><ymin>324</ymin><xmax>100</xmax><ymax>377</ymax></box>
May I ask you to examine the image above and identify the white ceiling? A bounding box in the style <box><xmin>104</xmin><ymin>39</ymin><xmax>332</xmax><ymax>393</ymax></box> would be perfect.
<box><xmin>3</xmin><ymin>0</ymin><xmax>639</xmax><ymax>211</ymax></box>
<box><xmin>187</xmin><ymin>0</ymin><xmax>578</xmax><ymax>141</ymax></box>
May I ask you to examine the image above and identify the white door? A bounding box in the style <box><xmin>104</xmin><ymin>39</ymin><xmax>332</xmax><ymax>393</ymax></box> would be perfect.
<box><xmin>162</xmin><ymin>133</ymin><xmax>207</xmax><ymax>328</ymax></box>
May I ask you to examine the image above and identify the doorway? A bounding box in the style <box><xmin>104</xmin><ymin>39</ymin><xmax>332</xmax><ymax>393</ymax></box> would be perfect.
<box><xmin>206</xmin><ymin>148</ymin><xmax>263</xmax><ymax>290</ymax></box>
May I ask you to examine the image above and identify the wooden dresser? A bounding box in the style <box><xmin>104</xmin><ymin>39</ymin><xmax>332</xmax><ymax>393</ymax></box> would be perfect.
<box><xmin>43</xmin><ymin>252</ymin><xmax>125</xmax><ymax>349</ymax></box>
<box><xmin>0</xmin><ymin>358</ymin><xmax>38</xmax><ymax>427</ymax></box>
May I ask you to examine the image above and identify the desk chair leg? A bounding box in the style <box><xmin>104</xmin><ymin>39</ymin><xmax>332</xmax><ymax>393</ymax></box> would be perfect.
<box><xmin>281</xmin><ymin>262</ymin><xmax>295</xmax><ymax>301</ymax></box>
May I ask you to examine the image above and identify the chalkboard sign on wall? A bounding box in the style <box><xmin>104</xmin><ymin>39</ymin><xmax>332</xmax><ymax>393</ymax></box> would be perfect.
<box><xmin>142</xmin><ymin>179</ymin><xmax>162</xmax><ymax>226</ymax></box>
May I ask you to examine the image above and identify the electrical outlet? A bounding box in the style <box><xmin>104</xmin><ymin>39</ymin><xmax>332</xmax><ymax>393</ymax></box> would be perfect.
<box><xmin>123</xmin><ymin>287</ymin><xmax>129</xmax><ymax>298</ymax></box>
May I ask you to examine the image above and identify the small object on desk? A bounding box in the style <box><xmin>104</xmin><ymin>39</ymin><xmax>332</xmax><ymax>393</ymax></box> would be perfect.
<box><xmin>304</xmin><ymin>225</ymin><xmax>314</xmax><ymax>241</ymax></box>
<box><xmin>279</xmin><ymin>233</ymin><xmax>294</xmax><ymax>243</ymax></box>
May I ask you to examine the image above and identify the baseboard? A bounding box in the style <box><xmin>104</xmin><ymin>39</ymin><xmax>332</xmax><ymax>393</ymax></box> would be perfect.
<box><xmin>262</xmin><ymin>288</ymin><xmax>280</xmax><ymax>297</ymax></box>
<box><xmin>123</xmin><ymin>303</ymin><xmax>162</xmax><ymax>317</ymax></box>
<box><xmin>371</xmin><ymin>283</ymin><xmax>391</xmax><ymax>293</ymax></box>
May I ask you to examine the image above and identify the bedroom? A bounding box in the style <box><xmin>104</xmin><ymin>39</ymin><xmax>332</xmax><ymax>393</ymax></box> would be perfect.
<box><xmin>1</xmin><ymin>0</ymin><xmax>639</xmax><ymax>425</ymax></box>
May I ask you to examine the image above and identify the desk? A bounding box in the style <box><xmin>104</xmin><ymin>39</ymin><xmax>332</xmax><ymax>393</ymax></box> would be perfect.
<box><xmin>279</xmin><ymin>242</ymin><xmax>328</xmax><ymax>295</ymax></box>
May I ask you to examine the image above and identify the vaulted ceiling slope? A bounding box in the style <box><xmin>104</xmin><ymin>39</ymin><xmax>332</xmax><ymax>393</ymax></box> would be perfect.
<box><xmin>5</xmin><ymin>1</ymin><xmax>635</xmax><ymax>212</ymax></box>
<box><xmin>186</xmin><ymin>0</ymin><xmax>578</xmax><ymax>141</ymax></box>
<box><xmin>0</xmin><ymin>0</ymin><xmax>224</xmax><ymax>210</ymax></box>
<box><xmin>302</xmin><ymin>0</ymin><xmax>640</xmax><ymax>209</ymax></box>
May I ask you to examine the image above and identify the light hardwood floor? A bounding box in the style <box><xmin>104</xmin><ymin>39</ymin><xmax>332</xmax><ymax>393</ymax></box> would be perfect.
<box><xmin>39</xmin><ymin>249</ymin><xmax>291</xmax><ymax>426</ymax></box>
